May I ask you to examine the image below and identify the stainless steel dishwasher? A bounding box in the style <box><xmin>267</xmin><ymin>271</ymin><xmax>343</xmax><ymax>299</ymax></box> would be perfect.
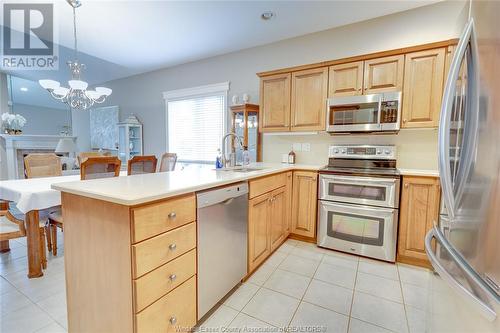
<box><xmin>197</xmin><ymin>182</ymin><xmax>248</xmax><ymax>320</ymax></box>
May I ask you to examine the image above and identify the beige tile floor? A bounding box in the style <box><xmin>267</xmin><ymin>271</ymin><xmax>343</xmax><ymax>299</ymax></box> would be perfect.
<box><xmin>0</xmin><ymin>237</ymin><xmax>432</xmax><ymax>333</ymax></box>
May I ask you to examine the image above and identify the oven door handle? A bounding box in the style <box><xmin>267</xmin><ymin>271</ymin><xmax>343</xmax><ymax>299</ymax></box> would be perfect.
<box><xmin>320</xmin><ymin>200</ymin><xmax>395</xmax><ymax>215</ymax></box>
<box><xmin>322</xmin><ymin>175</ymin><xmax>397</xmax><ymax>186</ymax></box>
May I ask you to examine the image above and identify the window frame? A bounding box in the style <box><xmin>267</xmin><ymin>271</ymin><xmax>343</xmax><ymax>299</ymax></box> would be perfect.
<box><xmin>163</xmin><ymin>82</ymin><xmax>230</xmax><ymax>164</ymax></box>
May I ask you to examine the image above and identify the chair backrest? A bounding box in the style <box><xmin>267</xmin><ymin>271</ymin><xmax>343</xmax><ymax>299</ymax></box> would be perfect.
<box><xmin>159</xmin><ymin>153</ymin><xmax>177</xmax><ymax>172</ymax></box>
<box><xmin>77</xmin><ymin>151</ymin><xmax>112</xmax><ymax>165</ymax></box>
<box><xmin>24</xmin><ymin>153</ymin><xmax>62</xmax><ymax>178</ymax></box>
<box><xmin>127</xmin><ymin>155</ymin><xmax>158</xmax><ymax>176</ymax></box>
<box><xmin>0</xmin><ymin>210</ymin><xmax>26</xmax><ymax>241</ymax></box>
<box><xmin>80</xmin><ymin>156</ymin><xmax>121</xmax><ymax>180</ymax></box>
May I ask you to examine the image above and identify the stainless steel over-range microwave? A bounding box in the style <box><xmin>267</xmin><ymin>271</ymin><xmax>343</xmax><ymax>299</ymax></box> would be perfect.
<box><xmin>326</xmin><ymin>92</ymin><xmax>402</xmax><ymax>134</ymax></box>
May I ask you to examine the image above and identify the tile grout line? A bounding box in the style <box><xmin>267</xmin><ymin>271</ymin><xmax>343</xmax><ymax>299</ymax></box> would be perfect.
<box><xmin>285</xmin><ymin>251</ymin><xmax>324</xmax><ymax>330</ymax></box>
<box><xmin>1</xmin><ymin>243</ymin><xmax>69</xmax><ymax>331</ymax></box>
<box><xmin>345</xmin><ymin>256</ymin><xmax>360</xmax><ymax>333</ymax></box>
<box><xmin>397</xmin><ymin>264</ymin><xmax>412</xmax><ymax>333</ymax></box>
<box><xmin>227</xmin><ymin>242</ymin><xmax>297</xmax><ymax>329</ymax></box>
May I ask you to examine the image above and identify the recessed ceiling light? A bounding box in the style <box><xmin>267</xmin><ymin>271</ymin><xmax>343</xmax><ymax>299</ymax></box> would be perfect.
<box><xmin>20</xmin><ymin>87</ymin><xmax>28</xmax><ymax>92</ymax></box>
<box><xmin>261</xmin><ymin>11</ymin><xmax>275</xmax><ymax>21</ymax></box>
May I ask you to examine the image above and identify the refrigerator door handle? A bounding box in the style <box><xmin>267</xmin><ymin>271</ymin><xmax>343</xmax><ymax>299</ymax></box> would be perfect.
<box><xmin>439</xmin><ymin>18</ymin><xmax>475</xmax><ymax>219</ymax></box>
<box><xmin>425</xmin><ymin>227</ymin><xmax>497</xmax><ymax>321</ymax></box>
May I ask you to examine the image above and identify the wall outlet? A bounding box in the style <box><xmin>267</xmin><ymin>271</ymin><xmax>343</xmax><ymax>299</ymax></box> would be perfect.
<box><xmin>302</xmin><ymin>143</ymin><xmax>311</xmax><ymax>152</ymax></box>
<box><xmin>292</xmin><ymin>143</ymin><xmax>302</xmax><ymax>151</ymax></box>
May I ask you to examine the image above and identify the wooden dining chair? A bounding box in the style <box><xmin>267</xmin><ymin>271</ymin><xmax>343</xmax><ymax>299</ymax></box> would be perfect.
<box><xmin>77</xmin><ymin>151</ymin><xmax>112</xmax><ymax>165</ymax></box>
<box><xmin>24</xmin><ymin>154</ymin><xmax>61</xmax><ymax>254</ymax></box>
<box><xmin>0</xmin><ymin>209</ymin><xmax>47</xmax><ymax>268</ymax></box>
<box><xmin>159</xmin><ymin>153</ymin><xmax>177</xmax><ymax>172</ymax></box>
<box><xmin>127</xmin><ymin>155</ymin><xmax>158</xmax><ymax>175</ymax></box>
<box><xmin>47</xmin><ymin>156</ymin><xmax>121</xmax><ymax>256</ymax></box>
<box><xmin>24</xmin><ymin>153</ymin><xmax>62</xmax><ymax>178</ymax></box>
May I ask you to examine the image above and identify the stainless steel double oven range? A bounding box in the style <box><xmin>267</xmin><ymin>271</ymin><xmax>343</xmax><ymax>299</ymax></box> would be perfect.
<box><xmin>317</xmin><ymin>145</ymin><xmax>401</xmax><ymax>262</ymax></box>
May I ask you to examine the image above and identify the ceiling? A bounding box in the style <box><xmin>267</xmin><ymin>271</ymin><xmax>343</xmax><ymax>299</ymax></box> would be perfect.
<box><xmin>3</xmin><ymin>0</ymin><xmax>439</xmax><ymax>87</ymax></box>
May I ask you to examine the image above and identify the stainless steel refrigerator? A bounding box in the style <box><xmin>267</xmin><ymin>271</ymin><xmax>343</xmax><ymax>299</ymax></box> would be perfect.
<box><xmin>424</xmin><ymin>1</ymin><xmax>500</xmax><ymax>331</ymax></box>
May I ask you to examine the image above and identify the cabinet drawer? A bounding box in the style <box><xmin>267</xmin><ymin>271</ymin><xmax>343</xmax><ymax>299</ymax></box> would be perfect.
<box><xmin>132</xmin><ymin>222</ymin><xmax>196</xmax><ymax>278</ymax></box>
<box><xmin>135</xmin><ymin>276</ymin><xmax>196</xmax><ymax>333</ymax></box>
<box><xmin>132</xmin><ymin>194</ymin><xmax>196</xmax><ymax>243</ymax></box>
<box><xmin>249</xmin><ymin>172</ymin><xmax>287</xmax><ymax>198</ymax></box>
<box><xmin>134</xmin><ymin>249</ymin><xmax>196</xmax><ymax>313</ymax></box>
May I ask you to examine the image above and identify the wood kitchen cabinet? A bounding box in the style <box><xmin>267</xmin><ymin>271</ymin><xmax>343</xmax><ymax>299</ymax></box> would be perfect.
<box><xmin>402</xmin><ymin>48</ymin><xmax>446</xmax><ymax>128</ymax></box>
<box><xmin>260</xmin><ymin>73</ymin><xmax>291</xmax><ymax>132</ymax></box>
<box><xmin>270</xmin><ymin>186</ymin><xmax>287</xmax><ymax>251</ymax></box>
<box><xmin>291</xmin><ymin>171</ymin><xmax>318</xmax><ymax>239</ymax></box>
<box><xmin>328</xmin><ymin>61</ymin><xmax>364</xmax><ymax>97</ymax></box>
<box><xmin>363</xmin><ymin>55</ymin><xmax>404</xmax><ymax>94</ymax></box>
<box><xmin>291</xmin><ymin>67</ymin><xmax>328</xmax><ymax>131</ymax></box>
<box><xmin>397</xmin><ymin>176</ymin><xmax>441</xmax><ymax>267</ymax></box>
<box><xmin>285</xmin><ymin>171</ymin><xmax>293</xmax><ymax>234</ymax></box>
<box><xmin>248</xmin><ymin>173</ymin><xmax>289</xmax><ymax>273</ymax></box>
<box><xmin>248</xmin><ymin>192</ymin><xmax>272</xmax><ymax>273</ymax></box>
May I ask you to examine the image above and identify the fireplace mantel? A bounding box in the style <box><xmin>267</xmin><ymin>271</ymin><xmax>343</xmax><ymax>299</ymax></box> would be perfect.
<box><xmin>0</xmin><ymin>134</ymin><xmax>77</xmax><ymax>179</ymax></box>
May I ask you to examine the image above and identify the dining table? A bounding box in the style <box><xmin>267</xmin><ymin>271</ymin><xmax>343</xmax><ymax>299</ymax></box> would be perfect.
<box><xmin>0</xmin><ymin>172</ymin><xmax>126</xmax><ymax>278</ymax></box>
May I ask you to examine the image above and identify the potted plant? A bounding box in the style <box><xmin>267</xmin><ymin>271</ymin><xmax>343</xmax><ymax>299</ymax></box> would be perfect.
<box><xmin>1</xmin><ymin>113</ymin><xmax>27</xmax><ymax>135</ymax></box>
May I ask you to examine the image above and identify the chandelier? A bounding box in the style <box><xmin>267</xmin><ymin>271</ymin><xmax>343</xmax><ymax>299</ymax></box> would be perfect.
<box><xmin>39</xmin><ymin>0</ymin><xmax>112</xmax><ymax>110</ymax></box>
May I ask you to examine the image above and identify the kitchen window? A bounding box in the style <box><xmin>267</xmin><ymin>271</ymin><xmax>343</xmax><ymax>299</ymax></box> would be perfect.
<box><xmin>163</xmin><ymin>82</ymin><xmax>229</xmax><ymax>164</ymax></box>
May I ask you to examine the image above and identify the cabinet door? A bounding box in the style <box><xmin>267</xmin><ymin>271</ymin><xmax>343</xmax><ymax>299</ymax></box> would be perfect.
<box><xmin>291</xmin><ymin>171</ymin><xmax>318</xmax><ymax>238</ymax></box>
<box><xmin>248</xmin><ymin>193</ymin><xmax>271</xmax><ymax>273</ymax></box>
<box><xmin>285</xmin><ymin>172</ymin><xmax>293</xmax><ymax>235</ymax></box>
<box><xmin>402</xmin><ymin>48</ymin><xmax>445</xmax><ymax>128</ymax></box>
<box><xmin>363</xmin><ymin>55</ymin><xmax>404</xmax><ymax>94</ymax></box>
<box><xmin>291</xmin><ymin>67</ymin><xmax>328</xmax><ymax>131</ymax></box>
<box><xmin>398</xmin><ymin>176</ymin><xmax>441</xmax><ymax>266</ymax></box>
<box><xmin>328</xmin><ymin>61</ymin><xmax>363</xmax><ymax>97</ymax></box>
<box><xmin>270</xmin><ymin>187</ymin><xmax>287</xmax><ymax>251</ymax></box>
<box><xmin>260</xmin><ymin>73</ymin><xmax>291</xmax><ymax>132</ymax></box>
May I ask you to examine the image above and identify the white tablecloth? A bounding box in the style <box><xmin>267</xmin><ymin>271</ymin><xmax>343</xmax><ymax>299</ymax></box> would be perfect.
<box><xmin>0</xmin><ymin>172</ymin><xmax>126</xmax><ymax>214</ymax></box>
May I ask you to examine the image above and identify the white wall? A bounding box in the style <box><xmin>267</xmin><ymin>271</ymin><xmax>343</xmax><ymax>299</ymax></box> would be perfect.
<box><xmin>0</xmin><ymin>73</ymin><xmax>10</xmax><ymax>116</ymax></box>
<box><xmin>100</xmin><ymin>0</ymin><xmax>468</xmax><ymax>168</ymax></box>
<box><xmin>11</xmin><ymin>103</ymin><xmax>71</xmax><ymax>135</ymax></box>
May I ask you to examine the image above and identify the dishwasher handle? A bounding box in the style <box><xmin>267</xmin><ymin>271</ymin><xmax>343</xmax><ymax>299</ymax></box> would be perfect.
<box><xmin>197</xmin><ymin>182</ymin><xmax>248</xmax><ymax>209</ymax></box>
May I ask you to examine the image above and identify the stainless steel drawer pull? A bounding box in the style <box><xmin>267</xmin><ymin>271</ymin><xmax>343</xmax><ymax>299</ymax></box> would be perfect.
<box><xmin>169</xmin><ymin>274</ymin><xmax>177</xmax><ymax>281</ymax></box>
<box><xmin>168</xmin><ymin>212</ymin><xmax>176</xmax><ymax>219</ymax></box>
<box><xmin>169</xmin><ymin>316</ymin><xmax>177</xmax><ymax>325</ymax></box>
<box><xmin>169</xmin><ymin>244</ymin><xmax>177</xmax><ymax>251</ymax></box>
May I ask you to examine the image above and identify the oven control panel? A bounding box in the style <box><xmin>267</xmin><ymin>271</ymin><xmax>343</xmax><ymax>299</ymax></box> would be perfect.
<box><xmin>328</xmin><ymin>145</ymin><xmax>396</xmax><ymax>160</ymax></box>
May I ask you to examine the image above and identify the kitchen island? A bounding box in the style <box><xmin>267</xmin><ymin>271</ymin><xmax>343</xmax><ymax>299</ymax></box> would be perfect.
<box><xmin>52</xmin><ymin>163</ymin><xmax>321</xmax><ymax>333</ymax></box>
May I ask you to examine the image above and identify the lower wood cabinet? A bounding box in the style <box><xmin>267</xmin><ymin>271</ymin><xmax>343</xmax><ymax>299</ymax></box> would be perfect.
<box><xmin>248</xmin><ymin>192</ymin><xmax>272</xmax><ymax>272</ymax></box>
<box><xmin>248</xmin><ymin>172</ymin><xmax>295</xmax><ymax>273</ymax></box>
<box><xmin>397</xmin><ymin>176</ymin><xmax>441</xmax><ymax>267</ymax></box>
<box><xmin>291</xmin><ymin>171</ymin><xmax>318</xmax><ymax>239</ymax></box>
<box><xmin>61</xmin><ymin>192</ymin><xmax>197</xmax><ymax>333</ymax></box>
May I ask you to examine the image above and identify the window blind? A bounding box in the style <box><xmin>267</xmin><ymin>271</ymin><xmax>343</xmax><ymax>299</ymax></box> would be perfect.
<box><xmin>167</xmin><ymin>94</ymin><xmax>225</xmax><ymax>164</ymax></box>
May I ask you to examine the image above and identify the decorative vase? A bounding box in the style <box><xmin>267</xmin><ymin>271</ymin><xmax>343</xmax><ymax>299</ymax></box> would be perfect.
<box><xmin>242</xmin><ymin>93</ymin><xmax>250</xmax><ymax>103</ymax></box>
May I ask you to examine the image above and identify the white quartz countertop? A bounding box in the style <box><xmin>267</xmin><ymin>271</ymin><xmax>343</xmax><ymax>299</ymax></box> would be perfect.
<box><xmin>398</xmin><ymin>168</ymin><xmax>440</xmax><ymax>177</ymax></box>
<box><xmin>52</xmin><ymin>163</ymin><xmax>322</xmax><ymax>206</ymax></box>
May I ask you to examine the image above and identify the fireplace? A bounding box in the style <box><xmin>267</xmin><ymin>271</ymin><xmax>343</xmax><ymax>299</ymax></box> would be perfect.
<box><xmin>0</xmin><ymin>135</ymin><xmax>77</xmax><ymax>180</ymax></box>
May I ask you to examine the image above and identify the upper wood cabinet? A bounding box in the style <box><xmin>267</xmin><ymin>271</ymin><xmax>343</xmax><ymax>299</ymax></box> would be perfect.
<box><xmin>291</xmin><ymin>171</ymin><xmax>318</xmax><ymax>239</ymax></box>
<box><xmin>291</xmin><ymin>68</ymin><xmax>328</xmax><ymax>131</ymax></box>
<box><xmin>402</xmin><ymin>48</ymin><xmax>446</xmax><ymax>128</ymax></box>
<box><xmin>328</xmin><ymin>61</ymin><xmax>363</xmax><ymax>97</ymax></box>
<box><xmin>363</xmin><ymin>55</ymin><xmax>404</xmax><ymax>94</ymax></box>
<box><xmin>248</xmin><ymin>192</ymin><xmax>272</xmax><ymax>273</ymax></box>
<box><xmin>398</xmin><ymin>176</ymin><xmax>441</xmax><ymax>267</ymax></box>
<box><xmin>260</xmin><ymin>73</ymin><xmax>291</xmax><ymax>132</ymax></box>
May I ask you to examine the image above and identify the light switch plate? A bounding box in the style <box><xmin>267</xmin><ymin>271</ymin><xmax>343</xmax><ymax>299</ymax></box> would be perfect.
<box><xmin>292</xmin><ymin>143</ymin><xmax>302</xmax><ymax>151</ymax></box>
<box><xmin>302</xmin><ymin>143</ymin><xmax>311</xmax><ymax>152</ymax></box>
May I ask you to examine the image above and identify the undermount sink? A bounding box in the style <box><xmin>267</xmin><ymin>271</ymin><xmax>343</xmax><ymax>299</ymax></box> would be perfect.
<box><xmin>215</xmin><ymin>167</ymin><xmax>264</xmax><ymax>173</ymax></box>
